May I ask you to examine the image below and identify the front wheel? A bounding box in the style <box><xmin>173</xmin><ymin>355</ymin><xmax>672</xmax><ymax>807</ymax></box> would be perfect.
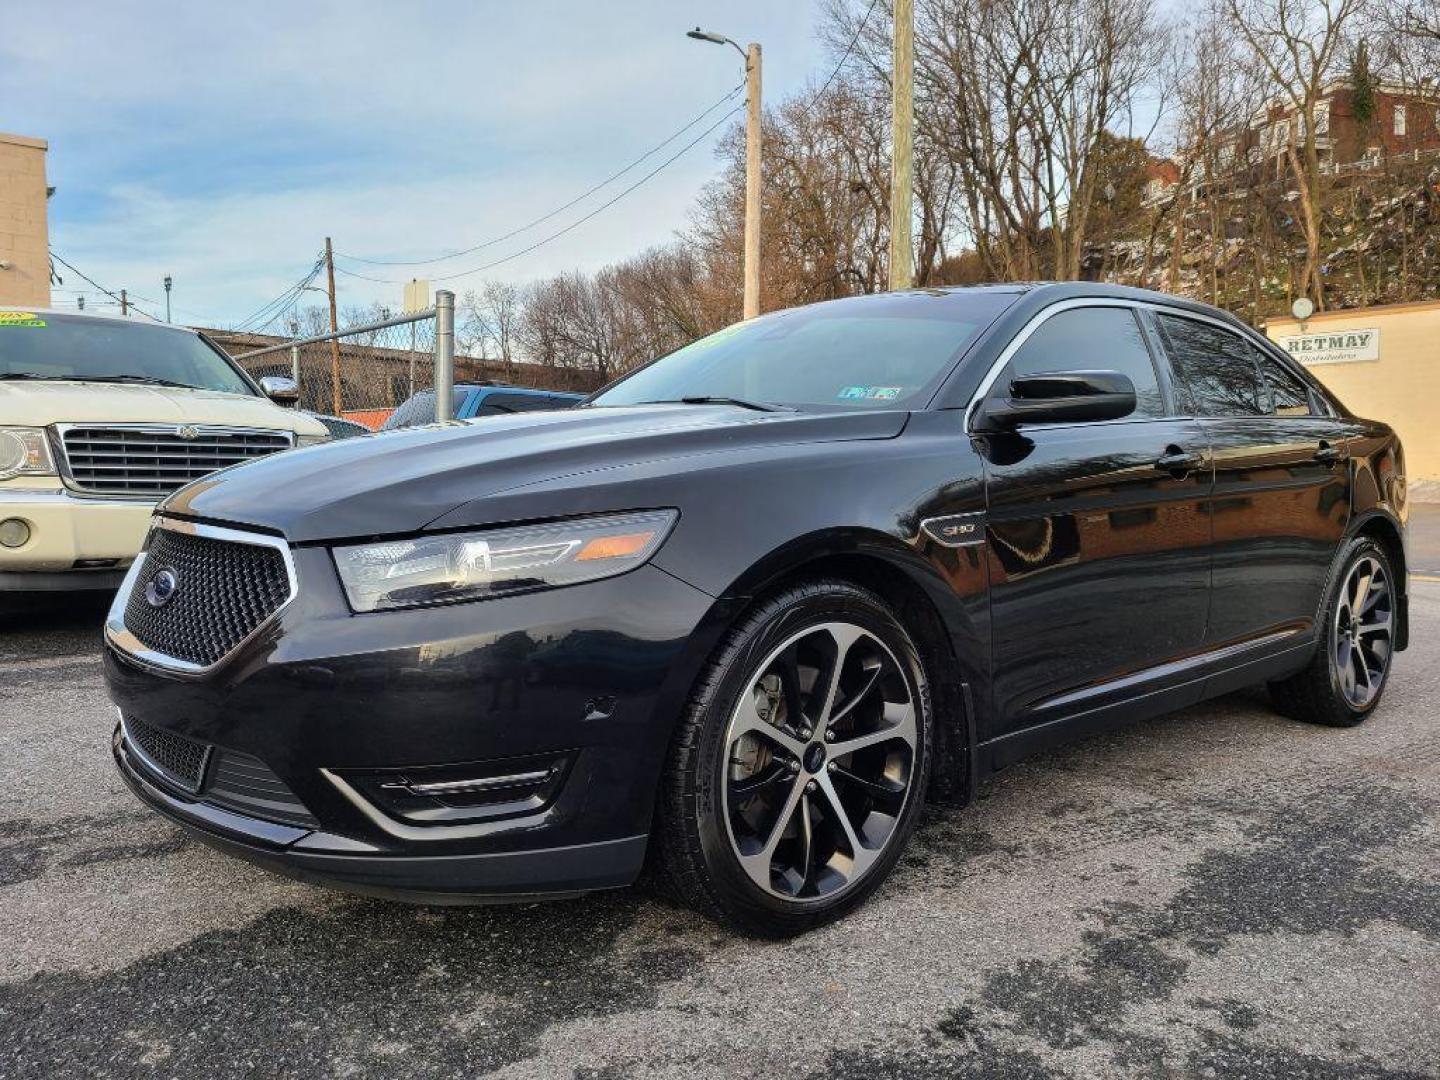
<box><xmin>656</xmin><ymin>580</ymin><xmax>932</xmax><ymax>934</ymax></box>
<box><xmin>1269</xmin><ymin>537</ymin><xmax>1397</xmax><ymax>727</ymax></box>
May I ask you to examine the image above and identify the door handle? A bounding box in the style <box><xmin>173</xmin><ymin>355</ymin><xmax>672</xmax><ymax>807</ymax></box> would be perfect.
<box><xmin>1155</xmin><ymin>445</ymin><xmax>1202</xmax><ymax>474</ymax></box>
<box><xmin>1314</xmin><ymin>441</ymin><xmax>1343</xmax><ymax>465</ymax></box>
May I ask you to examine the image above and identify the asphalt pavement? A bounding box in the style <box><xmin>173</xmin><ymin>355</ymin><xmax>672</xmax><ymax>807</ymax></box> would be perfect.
<box><xmin>1</xmin><ymin>584</ymin><xmax>1437</xmax><ymax>1079</ymax></box>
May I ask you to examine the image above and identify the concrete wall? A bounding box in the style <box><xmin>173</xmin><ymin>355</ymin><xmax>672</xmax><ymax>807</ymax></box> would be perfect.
<box><xmin>0</xmin><ymin>132</ymin><xmax>50</xmax><ymax>308</ymax></box>
<box><xmin>1266</xmin><ymin>300</ymin><xmax>1440</xmax><ymax>490</ymax></box>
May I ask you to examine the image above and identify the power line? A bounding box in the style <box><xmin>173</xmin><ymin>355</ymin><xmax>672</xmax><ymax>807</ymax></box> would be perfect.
<box><xmin>345</xmin><ymin>104</ymin><xmax>742</xmax><ymax>286</ymax></box>
<box><xmin>47</xmin><ymin>251</ymin><xmax>163</xmax><ymax>322</ymax></box>
<box><xmin>335</xmin><ymin>81</ymin><xmax>745</xmax><ymax>268</ymax></box>
<box><xmin>813</xmin><ymin>0</ymin><xmax>881</xmax><ymax>103</ymax></box>
<box><xmin>232</xmin><ymin>256</ymin><xmax>325</xmax><ymax>332</ymax></box>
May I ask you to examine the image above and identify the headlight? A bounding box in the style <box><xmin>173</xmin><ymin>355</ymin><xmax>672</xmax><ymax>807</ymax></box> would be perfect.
<box><xmin>0</xmin><ymin>428</ymin><xmax>56</xmax><ymax>481</ymax></box>
<box><xmin>332</xmin><ymin>510</ymin><xmax>678</xmax><ymax>612</ymax></box>
<box><xmin>296</xmin><ymin>433</ymin><xmax>330</xmax><ymax>448</ymax></box>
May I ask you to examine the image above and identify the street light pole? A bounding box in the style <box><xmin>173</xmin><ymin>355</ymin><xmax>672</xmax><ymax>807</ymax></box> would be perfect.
<box><xmin>688</xmin><ymin>27</ymin><xmax>762</xmax><ymax>319</ymax></box>
<box><xmin>163</xmin><ymin>275</ymin><xmax>172</xmax><ymax>323</ymax></box>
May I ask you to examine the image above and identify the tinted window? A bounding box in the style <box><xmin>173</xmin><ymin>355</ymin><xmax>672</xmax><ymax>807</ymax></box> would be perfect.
<box><xmin>0</xmin><ymin>314</ymin><xmax>254</xmax><ymax>395</ymax></box>
<box><xmin>590</xmin><ymin>291</ymin><xmax>1013</xmax><ymax>410</ymax></box>
<box><xmin>483</xmin><ymin>392</ymin><xmax>568</xmax><ymax>413</ymax></box>
<box><xmin>1253</xmin><ymin>348</ymin><xmax>1314</xmax><ymax>416</ymax></box>
<box><xmin>382</xmin><ymin>388</ymin><xmax>470</xmax><ymax>429</ymax></box>
<box><xmin>1156</xmin><ymin>314</ymin><xmax>1262</xmax><ymax>416</ymax></box>
<box><xmin>997</xmin><ymin>306</ymin><xmax>1164</xmax><ymax>419</ymax></box>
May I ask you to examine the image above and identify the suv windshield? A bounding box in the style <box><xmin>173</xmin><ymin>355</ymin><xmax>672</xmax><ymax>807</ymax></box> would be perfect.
<box><xmin>588</xmin><ymin>291</ymin><xmax>1013</xmax><ymax>411</ymax></box>
<box><xmin>0</xmin><ymin>312</ymin><xmax>256</xmax><ymax>395</ymax></box>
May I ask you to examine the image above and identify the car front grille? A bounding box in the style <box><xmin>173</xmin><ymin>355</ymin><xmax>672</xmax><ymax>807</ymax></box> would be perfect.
<box><xmin>60</xmin><ymin>425</ymin><xmax>292</xmax><ymax>496</ymax></box>
<box><xmin>123</xmin><ymin>526</ymin><xmax>292</xmax><ymax>667</ymax></box>
<box><xmin>124</xmin><ymin>714</ymin><xmax>211</xmax><ymax>793</ymax></box>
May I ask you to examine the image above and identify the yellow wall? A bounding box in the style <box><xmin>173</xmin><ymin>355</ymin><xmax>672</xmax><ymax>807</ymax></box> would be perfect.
<box><xmin>1266</xmin><ymin>300</ymin><xmax>1440</xmax><ymax>486</ymax></box>
<box><xmin>0</xmin><ymin>131</ymin><xmax>50</xmax><ymax>308</ymax></box>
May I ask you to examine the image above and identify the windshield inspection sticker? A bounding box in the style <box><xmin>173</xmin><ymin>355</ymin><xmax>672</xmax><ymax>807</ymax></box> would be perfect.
<box><xmin>0</xmin><ymin>312</ymin><xmax>45</xmax><ymax>327</ymax></box>
<box><xmin>838</xmin><ymin>385</ymin><xmax>903</xmax><ymax>400</ymax></box>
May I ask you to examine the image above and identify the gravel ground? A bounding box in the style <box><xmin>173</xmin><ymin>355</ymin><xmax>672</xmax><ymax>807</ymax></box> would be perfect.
<box><xmin>1</xmin><ymin>586</ymin><xmax>1437</xmax><ymax>1079</ymax></box>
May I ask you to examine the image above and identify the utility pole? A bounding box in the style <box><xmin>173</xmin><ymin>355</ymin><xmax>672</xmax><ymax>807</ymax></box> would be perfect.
<box><xmin>687</xmin><ymin>28</ymin><xmax>762</xmax><ymax>319</ymax></box>
<box><xmin>163</xmin><ymin>275</ymin><xmax>172</xmax><ymax>323</ymax></box>
<box><xmin>120</xmin><ymin>288</ymin><xmax>128</xmax><ymax>316</ymax></box>
<box><xmin>743</xmin><ymin>43</ymin><xmax>762</xmax><ymax>319</ymax></box>
<box><xmin>888</xmin><ymin>0</ymin><xmax>914</xmax><ymax>291</ymax></box>
<box><xmin>324</xmin><ymin>237</ymin><xmax>342</xmax><ymax>415</ymax></box>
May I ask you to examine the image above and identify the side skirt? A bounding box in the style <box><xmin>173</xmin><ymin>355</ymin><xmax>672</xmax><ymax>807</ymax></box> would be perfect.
<box><xmin>977</xmin><ymin>636</ymin><xmax>1316</xmax><ymax>773</ymax></box>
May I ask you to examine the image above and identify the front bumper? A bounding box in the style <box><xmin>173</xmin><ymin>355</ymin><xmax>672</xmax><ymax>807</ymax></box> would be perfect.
<box><xmin>105</xmin><ymin>547</ymin><xmax>729</xmax><ymax>901</ymax></box>
<box><xmin>0</xmin><ymin>485</ymin><xmax>154</xmax><ymax>587</ymax></box>
<box><xmin>113</xmin><ymin>723</ymin><xmax>648</xmax><ymax>902</ymax></box>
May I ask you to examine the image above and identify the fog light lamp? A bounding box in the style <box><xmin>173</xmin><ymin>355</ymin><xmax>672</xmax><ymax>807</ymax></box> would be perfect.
<box><xmin>0</xmin><ymin>518</ymin><xmax>31</xmax><ymax>548</ymax></box>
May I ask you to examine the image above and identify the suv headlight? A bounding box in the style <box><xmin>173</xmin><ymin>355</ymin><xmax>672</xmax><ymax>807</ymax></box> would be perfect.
<box><xmin>0</xmin><ymin>428</ymin><xmax>56</xmax><ymax>481</ymax></box>
<box><xmin>332</xmin><ymin>510</ymin><xmax>678</xmax><ymax>612</ymax></box>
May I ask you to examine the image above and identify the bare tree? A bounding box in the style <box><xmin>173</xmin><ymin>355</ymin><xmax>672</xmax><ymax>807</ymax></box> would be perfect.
<box><xmin>461</xmin><ymin>281</ymin><xmax>522</xmax><ymax>382</ymax></box>
<box><xmin>1223</xmin><ymin>0</ymin><xmax>1368</xmax><ymax>310</ymax></box>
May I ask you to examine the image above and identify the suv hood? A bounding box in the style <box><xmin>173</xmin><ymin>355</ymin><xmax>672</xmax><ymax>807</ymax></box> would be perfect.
<box><xmin>164</xmin><ymin>404</ymin><xmax>907</xmax><ymax>542</ymax></box>
<box><xmin>2</xmin><ymin>380</ymin><xmax>325</xmax><ymax>435</ymax></box>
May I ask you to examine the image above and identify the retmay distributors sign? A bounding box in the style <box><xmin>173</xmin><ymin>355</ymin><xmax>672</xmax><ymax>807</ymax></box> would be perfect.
<box><xmin>1278</xmin><ymin>327</ymin><xmax>1381</xmax><ymax>366</ymax></box>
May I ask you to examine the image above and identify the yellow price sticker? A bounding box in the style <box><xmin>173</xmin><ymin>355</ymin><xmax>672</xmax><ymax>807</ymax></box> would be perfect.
<box><xmin>0</xmin><ymin>312</ymin><xmax>45</xmax><ymax>327</ymax></box>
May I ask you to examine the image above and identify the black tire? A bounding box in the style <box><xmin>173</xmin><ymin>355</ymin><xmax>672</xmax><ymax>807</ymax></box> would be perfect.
<box><xmin>1269</xmin><ymin>536</ymin><xmax>1397</xmax><ymax>727</ymax></box>
<box><xmin>655</xmin><ymin>579</ymin><xmax>933</xmax><ymax>935</ymax></box>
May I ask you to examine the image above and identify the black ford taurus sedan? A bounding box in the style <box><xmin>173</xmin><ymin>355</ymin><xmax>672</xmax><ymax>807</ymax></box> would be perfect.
<box><xmin>104</xmin><ymin>283</ymin><xmax>1408</xmax><ymax>933</ymax></box>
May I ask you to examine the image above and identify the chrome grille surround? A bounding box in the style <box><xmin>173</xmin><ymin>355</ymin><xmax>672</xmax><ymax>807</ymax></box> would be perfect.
<box><xmin>105</xmin><ymin>516</ymin><xmax>298</xmax><ymax>677</ymax></box>
<box><xmin>57</xmin><ymin>423</ymin><xmax>293</xmax><ymax>498</ymax></box>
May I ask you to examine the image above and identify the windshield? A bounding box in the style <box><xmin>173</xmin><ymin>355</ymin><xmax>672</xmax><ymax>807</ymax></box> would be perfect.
<box><xmin>0</xmin><ymin>312</ymin><xmax>256</xmax><ymax>395</ymax></box>
<box><xmin>589</xmin><ymin>291</ymin><xmax>1014</xmax><ymax>410</ymax></box>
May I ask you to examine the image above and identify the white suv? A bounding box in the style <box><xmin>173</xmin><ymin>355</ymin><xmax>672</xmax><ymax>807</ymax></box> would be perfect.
<box><xmin>0</xmin><ymin>308</ymin><xmax>328</xmax><ymax>598</ymax></box>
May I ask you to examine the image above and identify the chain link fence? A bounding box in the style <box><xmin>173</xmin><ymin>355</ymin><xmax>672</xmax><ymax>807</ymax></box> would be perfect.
<box><xmin>210</xmin><ymin>292</ymin><xmax>602</xmax><ymax>430</ymax></box>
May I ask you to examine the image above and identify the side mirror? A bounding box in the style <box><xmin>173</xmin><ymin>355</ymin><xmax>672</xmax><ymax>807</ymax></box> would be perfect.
<box><xmin>978</xmin><ymin>369</ymin><xmax>1137</xmax><ymax>429</ymax></box>
<box><xmin>259</xmin><ymin>375</ymin><xmax>300</xmax><ymax>406</ymax></box>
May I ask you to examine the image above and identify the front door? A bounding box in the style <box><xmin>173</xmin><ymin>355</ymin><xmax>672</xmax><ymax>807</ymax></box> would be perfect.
<box><xmin>978</xmin><ymin>304</ymin><xmax>1213</xmax><ymax>747</ymax></box>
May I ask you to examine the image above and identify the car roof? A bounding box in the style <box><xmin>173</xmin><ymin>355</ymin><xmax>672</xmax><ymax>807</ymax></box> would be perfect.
<box><xmin>0</xmin><ymin>305</ymin><xmax>200</xmax><ymax>335</ymax></box>
<box><xmin>904</xmin><ymin>282</ymin><xmax>1253</xmax><ymax>329</ymax></box>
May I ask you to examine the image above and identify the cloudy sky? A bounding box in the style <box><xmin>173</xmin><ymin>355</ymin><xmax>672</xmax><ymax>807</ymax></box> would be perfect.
<box><xmin>6</xmin><ymin>2</ymin><xmax>834</xmax><ymax>329</ymax></box>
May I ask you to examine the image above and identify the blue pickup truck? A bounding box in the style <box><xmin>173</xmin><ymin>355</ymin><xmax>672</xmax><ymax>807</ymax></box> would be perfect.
<box><xmin>382</xmin><ymin>384</ymin><xmax>584</xmax><ymax>431</ymax></box>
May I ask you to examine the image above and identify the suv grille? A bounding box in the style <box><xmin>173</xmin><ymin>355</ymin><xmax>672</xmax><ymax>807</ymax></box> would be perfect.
<box><xmin>124</xmin><ymin>527</ymin><xmax>291</xmax><ymax>667</ymax></box>
<box><xmin>124</xmin><ymin>715</ymin><xmax>211</xmax><ymax>793</ymax></box>
<box><xmin>61</xmin><ymin>425</ymin><xmax>292</xmax><ymax>496</ymax></box>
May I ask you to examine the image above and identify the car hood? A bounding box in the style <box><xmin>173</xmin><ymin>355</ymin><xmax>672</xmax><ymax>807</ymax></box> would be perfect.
<box><xmin>163</xmin><ymin>404</ymin><xmax>908</xmax><ymax>542</ymax></box>
<box><xmin>1</xmin><ymin>380</ymin><xmax>326</xmax><ymax>435</ymax></box>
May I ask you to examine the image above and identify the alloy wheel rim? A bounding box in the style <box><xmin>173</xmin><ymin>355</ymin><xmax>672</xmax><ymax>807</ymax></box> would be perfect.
<box><xmin>1332</xmin><ymin>555</ymin><xmax>1393</xmax><ymax>709</ymax></box>
<box><xmin>721</xmin><ymin>621</ymin><xmax>917</xmax><ymax>903</ymax></box>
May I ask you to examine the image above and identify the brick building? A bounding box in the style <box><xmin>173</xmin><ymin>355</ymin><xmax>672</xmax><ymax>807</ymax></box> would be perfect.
<box><xmin>1254</xmin><ymin>79</ymin><xmax>1440</xmax><ymax>175</ymax></box>
<box><xmin>0</xmin><ymin>132</ymin><xmax>51</xmax><ymax>307</ymax></box>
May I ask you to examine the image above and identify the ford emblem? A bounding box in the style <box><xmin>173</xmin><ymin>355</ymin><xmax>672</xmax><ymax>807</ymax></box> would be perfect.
<box><xmin>145</xmin><ymin>568</ymin><xmax>180</xmax><ymax>608</ymax></box>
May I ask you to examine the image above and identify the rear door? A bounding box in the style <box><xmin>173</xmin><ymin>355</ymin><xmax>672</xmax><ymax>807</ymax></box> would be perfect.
<box><xmin>1150</xmin><ymin>311</ymin><xmax>1352</xmax><ymax>652</ymax></box>
<box><xmin>979</xmin><ymin>303</ymin><xmax>1213</xmax><ymax>743</ymax></box>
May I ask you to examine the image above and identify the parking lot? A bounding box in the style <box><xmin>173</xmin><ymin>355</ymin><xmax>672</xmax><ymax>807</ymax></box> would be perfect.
<box><xmin>0</xmin><ymin>583</ymin><xmax>1436</xmax><ymax>1079</ymax></box>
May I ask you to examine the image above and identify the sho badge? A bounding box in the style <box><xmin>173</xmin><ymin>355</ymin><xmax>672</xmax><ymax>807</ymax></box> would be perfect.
<box><xmin>145</xmin><ymin>568</ymin><xmax>180</xmax><ymax>608</ymax></box>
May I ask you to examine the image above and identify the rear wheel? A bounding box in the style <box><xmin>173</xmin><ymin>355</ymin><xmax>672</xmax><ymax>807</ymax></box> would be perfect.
<box><xmin>1269</xmin><ymin>537</ymin><xmax>1397</xmax><ymax>727</ymax></box>
<box><xmin>656</xmin><ymin>580</ymin><xmax>932</xmax><ymax>934</ymax></box>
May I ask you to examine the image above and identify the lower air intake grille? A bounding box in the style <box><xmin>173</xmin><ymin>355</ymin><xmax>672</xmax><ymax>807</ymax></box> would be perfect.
<box><xmin>123</xmin><ymin>527</ymin><xmax>291</xmax><ymax>667</ymax></box>
<box><xmin>125</xmin><ymin>715</ymin><xmax>211</xmax><ymax>793</ymax></box>
<box><xmin>207</xmin><ymin>749</ymin><xmax>319</xmax><ymax>827</ymax></box>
